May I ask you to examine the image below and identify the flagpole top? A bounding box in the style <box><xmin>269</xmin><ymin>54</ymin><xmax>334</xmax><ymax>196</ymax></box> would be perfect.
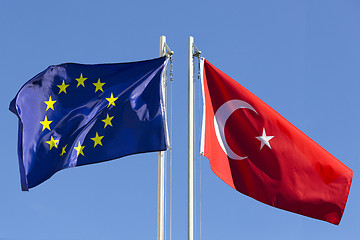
<box><xmin>160</xmin><ymin>36</ymin><xmax>174</xmax><ymax>57</ymax></box>
<box><xmin>189</xmin><ymin>36</ymin><xmax>201</xmax><ymax>57</ymax></box>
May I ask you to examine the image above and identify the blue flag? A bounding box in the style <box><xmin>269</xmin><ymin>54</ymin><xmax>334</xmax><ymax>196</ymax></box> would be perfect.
<box><xmin>10</xmin><ymin>57</ymin><xmax>168</xmax><ymax>191</ymax></box>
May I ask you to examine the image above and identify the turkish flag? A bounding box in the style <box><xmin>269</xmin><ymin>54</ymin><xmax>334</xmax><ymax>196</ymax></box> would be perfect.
<box><xmin>201</xmin><ymin>59</ymin><xmax>352</xmax><ymax>224</ymax></box>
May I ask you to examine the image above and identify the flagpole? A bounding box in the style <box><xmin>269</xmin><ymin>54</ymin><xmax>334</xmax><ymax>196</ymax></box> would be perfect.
<box><xmin>188</xmin><ymin>36</ymin><xmax>194</xmax><ymax>240</ymax></box>
<box><xmin>158</xmin><ymin>35</ymin><xmax>166</xmax><ymax>240</ymax></box>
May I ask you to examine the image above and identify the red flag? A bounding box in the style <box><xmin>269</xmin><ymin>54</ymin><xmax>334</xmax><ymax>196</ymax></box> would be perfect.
<box><xmin>200</xmin><ymin>59</ymin><xmax>352</xmax><ymax>224</ymax></box>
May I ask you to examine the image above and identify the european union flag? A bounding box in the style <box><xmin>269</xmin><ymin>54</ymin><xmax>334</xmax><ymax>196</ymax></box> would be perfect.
<box><xmin>10</xmin><ymin>57</ymin><xmax>168</xmax><ymax>191</ymax></box>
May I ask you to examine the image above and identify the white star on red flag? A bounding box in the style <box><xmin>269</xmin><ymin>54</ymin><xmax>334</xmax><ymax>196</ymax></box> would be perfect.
<box><xmin>255</xmin><ymin>128</ymin><xmax>274</xmax><ymax>150</ymax></box>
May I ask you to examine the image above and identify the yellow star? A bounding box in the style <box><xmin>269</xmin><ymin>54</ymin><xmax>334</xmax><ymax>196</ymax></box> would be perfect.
<box><xmin>106</xmin><ymin>93</ymin><xmax>118</xmax><ymax>108</ymax></box>
<box><xmin>102</xmin><ymin>114</ymin><xmax>114</xmax><ymax>128</ymax></box>
<box><xmin>91</xmin><ymin>132</ymin><xmax>104</xmax><ymax>147</ymax></box>
<box><xmin>60</xmin><ymin>145</ymin><xmax>67</xmax><ymax>156</ymax></box>
<box><xmin>40</xmin><ymin>116</ymin><xmax>52</xmax><ymax>131</ymax></box>
<box><xmin>44</xmin><ymin>96</ymin><xmax>56</xmax><ymax>111</ymax></box>
<box><xmin>74</xmin><ymin>141</ymin><xmax>85</xmax><ymax>157</ymax></box>
<box><xmin>93</xmin><ymin>78</ymin><xmax>105</xmax><ymax>93</ymax></box>
<box><xmin>57</xmin><ymin>80</ymin><xmax>69</xmax><ymax>94</ymax></box>
<box><xmin>76</xmin><ymin>73</ymin><xmax>87</xmax><ymax>87</ymax></box>
<box><xmin>46</xmin><ymin>136</ymin><xmax>59</xmax><ymax>150</ymax></box>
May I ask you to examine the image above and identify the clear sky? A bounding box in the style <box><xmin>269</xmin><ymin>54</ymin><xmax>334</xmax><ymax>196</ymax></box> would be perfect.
<box><xmin>1</xmin><ymin>0</ymin><xmax>359</xmax><ymax>239</ymax></box>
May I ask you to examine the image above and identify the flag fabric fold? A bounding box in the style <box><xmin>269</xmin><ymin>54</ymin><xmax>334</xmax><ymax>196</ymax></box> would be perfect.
<box><xmin>200</xmin><ymin>58</ymin><xmax>352</xmax><ymax>225</ymax></box>
<box><xmin>10</xmin><ymin>57</ymin><xmax>168</xmax><ymax>191</ymax></box>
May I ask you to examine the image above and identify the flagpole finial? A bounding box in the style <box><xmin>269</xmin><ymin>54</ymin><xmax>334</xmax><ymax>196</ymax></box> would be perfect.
<box><xmin>160</xmin><ymin>35</ymin><xmax>174</xmax><ymax>58</ymax></box>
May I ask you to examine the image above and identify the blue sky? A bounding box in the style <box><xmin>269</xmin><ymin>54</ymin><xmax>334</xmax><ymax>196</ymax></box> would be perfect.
<box><xmin>1</xmin><ymin>0</ymin><xmax>359</xmax><ymax>239</ymax></box>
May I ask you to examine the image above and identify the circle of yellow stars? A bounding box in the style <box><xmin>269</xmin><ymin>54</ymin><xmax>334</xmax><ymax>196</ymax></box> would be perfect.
<box><xmin>40</xmin><ymin>73</ymin><xmax>118</xmax><ymax>159</ymax></box>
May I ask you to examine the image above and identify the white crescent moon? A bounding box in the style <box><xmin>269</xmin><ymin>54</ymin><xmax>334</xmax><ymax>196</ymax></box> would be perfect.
<box><xmin>214</xmin><ymin>100</ymin><xmax>258</xmax><ymax>160</ymax></box>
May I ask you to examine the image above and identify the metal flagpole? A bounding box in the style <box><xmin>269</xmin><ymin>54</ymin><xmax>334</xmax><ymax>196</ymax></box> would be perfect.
<box><xmin>158</xmin><ymin>35</ymin><xmax>166</xmax><ymax>240</ymax></box>
<box><xmin>188</xmin><ymin>36</ymin><xmax>194</xmax><ymax>240</ymax></box>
